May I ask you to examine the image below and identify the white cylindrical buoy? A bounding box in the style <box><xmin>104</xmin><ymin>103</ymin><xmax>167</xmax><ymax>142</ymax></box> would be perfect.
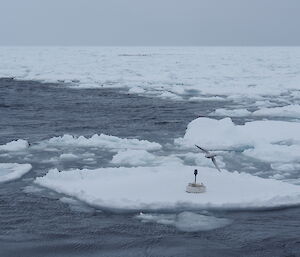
<box><xmin>186</xmin><ymin>182</ymin><xmax>206</xmax><ymax>193</ymax></box>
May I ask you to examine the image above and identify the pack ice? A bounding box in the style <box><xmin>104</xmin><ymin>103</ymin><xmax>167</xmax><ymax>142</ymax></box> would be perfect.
<box><xmin>1</xmin><ymin>47</ymin><xmax>300</xmax><ymax>103</ymax></box>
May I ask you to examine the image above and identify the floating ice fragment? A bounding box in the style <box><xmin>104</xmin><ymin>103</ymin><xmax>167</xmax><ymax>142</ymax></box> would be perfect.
<box><xmin>0</xmin><ymin>139</ymin><xmax>29</xmax><ymax>152</ymax></box>
<box><xmin>0</xmin><ymin>163</ymin><xmax>32</xmax><ymax>182</ymax></box>
<box><xmin>45</xmin><ymin>134</ymin><xmax>161</xmax><ymax>151</ymax></box>
<box><xmin>136</xmin><ymin>211</ymin><xmax>231</xmax><ymax>232</ymax></box>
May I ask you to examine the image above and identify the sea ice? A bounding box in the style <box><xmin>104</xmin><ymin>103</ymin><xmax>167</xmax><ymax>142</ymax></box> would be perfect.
<box><xmin>42</xmin><ymin>134</ymin><xmax>161</xmax><ymax>151</ymax></box>
<box><xmin>0</xmin><ymin>139</ymin><xmax>29</xmax><ymax>152</ymax></box>
<box><xmin>111</xmin><ymin>149</ymin><xmax>157</xmax><ymax>166</ymax></box>
<box><xmin>136</xmin><ymin>211</ymin><xmax>231</xmax><ymax>232</ymax></box>
<box><xmin>1</xmin><ymin>47</ymin><xmax>300</xmax><ymax>104</ymax></box>
<box><xmin>0</xmin><ymin>163</ymin><xmax>32</xmax><ymax>182</ymax></box>
<box><xmin>175</xmin><ymin>117</ymin><xmax>300</xmax><ymax>150</ymax></box>
<box><xmin>35</xmin><ymin>164</ymin><xmax>300</xmax><ymax>211</ymax></box>
<box><xmin>111</xmin><ymin>149</ymin><xmax>183</xmax><ymax>166</ymax></box>
<box><xmin>175</xmin><ymin>117</ymin><xmax>300</xmax><ymax>168</ymax></box>
<box><xmin>210</xmin><ymin>105</ymin><xmax>300</xmax><ymax>119</ymax></box>
<box><xmin>210</xmin><ymin>108</ymin><xmax>252</xmax><ymax>117</ymax></box>
<box><xmin>243</xmin><ymin>144</ymin><xmax>300</xmax><ymax>163</ymax></box>
<box><xmin>252</xmin><ymin>104</ymin><xmax>300</xmax><ymax>118</ymax></box>
<box><xmin>59</xmin><ymin>153</ymin><xmax>79</xmax><ymax>160</ymax></box>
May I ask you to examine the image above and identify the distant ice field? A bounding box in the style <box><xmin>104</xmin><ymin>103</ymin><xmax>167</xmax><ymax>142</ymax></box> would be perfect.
<box><xmin>1</xmin><ymin>47</ymin><xmax>300</xmax><ymax>107</ymax></box>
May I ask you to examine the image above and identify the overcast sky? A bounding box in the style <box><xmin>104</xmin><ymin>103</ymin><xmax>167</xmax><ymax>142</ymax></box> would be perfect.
<box><xmin>0</xmin><ymin>0</ymin><xmax>299</xmax><ymax>46</ymax></box>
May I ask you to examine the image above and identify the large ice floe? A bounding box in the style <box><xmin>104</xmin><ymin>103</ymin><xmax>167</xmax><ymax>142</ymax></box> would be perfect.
<box><xmin>35</xmin><ymin>164</ymin><xmax>300</xmax><ymax>211</ymax></box>
<box><xmin>0</xmin><ymin>163</ymin><xmax>32</xmax><ymax>182</ymax></box>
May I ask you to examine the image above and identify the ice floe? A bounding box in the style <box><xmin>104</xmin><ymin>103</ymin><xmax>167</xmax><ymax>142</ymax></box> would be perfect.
<box><xmin>175</xmin><ymin>117</ymin><xmax>300</xmax><ymax>150</ymax></box>
<box><xmin>59</xmin><ymin>153</ymin><xmax>79</xmax><ymax>160</ymax></box>
<box><xmin>211</xmin><ymin>105</ymin><xmax>300</xmax><ymax>118</ymax></box>
<box><xmin>175</xmin><ymin>117</ymin><xmax>300</xmax><ymax>178</ymax></box>
<box><xmin>35</xmin><ymin>164</ymin><xmax>300</xmax><ymax>211</ymax></box>
<box><xmin>41</xmin><ymin>134</ymin><xmax>161</xmax><ymax>151</ymax></box>
<box><xmin>210</xmin><ymin>108</ymin><xmax>252</xmax><ymax>117</ymax></box>
<box><xmin>0</xmin><ymin>163</ymin><xmax>32</xmax><ymax>182</ymax></box>
<box><xmin>0</xmin><ymin>139</ymin><xmax>29</xmax><ymax>152</ymax></box>
<box><xmin>136</xmin><ymin>211</ymin><xmax>231</xmax><ymax>232</ymax></box>
<box><xmin>243</xmin><ymin>144</ymin><xmax>300</xmax><ymax>163</ymax></box>
<box><xmin>252</xmin><ymin>104</ymin><xmax>300</xmax><ymax>118</ymax></box>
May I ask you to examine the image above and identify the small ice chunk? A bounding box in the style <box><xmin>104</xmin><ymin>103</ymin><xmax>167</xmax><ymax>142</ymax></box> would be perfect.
<box><xmin>0</xmin><ymin>163</ymin><xmax>32</xmax><ymax>182</ymax></box>
<box><xmin>253</xmin><ymin>105</ymin><xmax>300</xmax><ymax>118</ymax></box>
<box><xmin>128</xmin><ymin>87</ymin><xmax>145</xmax><ymax>94</ymax></box>
<box><xmin>0</xmin><ymin>139</ymin><xmax>29</xmax><ymax>152</ymax></box>
<box><xmin>23</xmin><ymin>185</ymin><xmax>44</xmax><ymax>193</ymax></box>
<box><xmin>175</xmin><ymin>212</ymin><xmax>231</xmax><ymax>232</ymax></box>
<box><xmin>210</xmin><ymin>108</ymin><xmax>252</xmax><ymax>117</ymax></box>
<box><xmin>59</xmin><ymin>153</ymin><xmax>79</xmax><ymax>160</ymax></box>
<box><xmin>271</xmin><ymin>163</ymin><xmax>300</xmax><ymax>172</ymax></box>
<box><xmin>136</xmin><ymin>212</ymin><xmax>231</xmax><ymax>232</ymax></box>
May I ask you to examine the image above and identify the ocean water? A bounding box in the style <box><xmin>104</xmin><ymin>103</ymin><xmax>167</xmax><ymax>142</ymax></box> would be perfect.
<box><xmin>0</xmin><ymin>78</ymin><xmax>299</xmax><ymax>257</ymax></box>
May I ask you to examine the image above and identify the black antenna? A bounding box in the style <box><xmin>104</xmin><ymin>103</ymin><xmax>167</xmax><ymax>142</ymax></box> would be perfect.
<box><xmin>194</xmin><ymin>169</ymin><xmax>198</xmax><ymax>184</ymax></box>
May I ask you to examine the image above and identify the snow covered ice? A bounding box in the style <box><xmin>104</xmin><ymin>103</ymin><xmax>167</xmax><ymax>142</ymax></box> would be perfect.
<box><xmin>0</xmin><ymin>139</ymin><xmax>29</xmax><ymax>152</ymax></box>
<box><xmin>35</xmin><ymin>164</ymin><xmax>300</xmax><ymax>211</ymax></box>
<box><xmin>0</xmin><ymin>163</ymin><xmax>32</xmax><ymax>183</ymax></box>
<box><xmin>39</xmin><ymin>134</ymin><xmax>161</xmax><ymax>151</ymax></box>
<box><xmin>210</xmin><ymin>105</ymin><xmax>300</xmax><ymax>119</ymax></box>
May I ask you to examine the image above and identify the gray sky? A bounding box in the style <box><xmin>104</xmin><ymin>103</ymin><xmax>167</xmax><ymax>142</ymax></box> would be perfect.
<box><xmin>0</xmin><ymin>0</ymin><xmax>299</xmax><ymax>46</ymax></box>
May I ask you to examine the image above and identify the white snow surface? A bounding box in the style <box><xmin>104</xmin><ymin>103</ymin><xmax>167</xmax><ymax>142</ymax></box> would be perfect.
<box><xmin>0</xmin><ymin>163</ymin><xmax>32</xmax><ymax>182</ymax></box>
<box><xmin>40</xmin><ymin>134</ymin><xmax>161</xmax><ymax>151</ymax></box>
<box><xmin>111</xmin><ymin>149</ymin><xmax>183</xmax><ymax>166</ymax></box>
<box><xmin>1</xmin><ymin>47</ymin><xmax>300</xmax><ymax>102</ymax></box>
<box><xmin>0</xmin><ymin>139</ymin><xmax>29</xmax><ymax>151</ymax></box>
<box><xmin>111</xmin><ymin>149</ymin><xmax>157</xmax><ymax>166</ymax></box>
<box><xmin>35</xmin><ymin>164</ymin><xmax>300</xmax><ymax>211</ymax></box>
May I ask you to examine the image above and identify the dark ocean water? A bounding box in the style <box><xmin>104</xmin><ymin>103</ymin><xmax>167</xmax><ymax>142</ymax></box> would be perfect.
<box><xmin>0</xmin><ymin>78</ymin><xmax>299</xmax><ymax>257</ymax></box>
